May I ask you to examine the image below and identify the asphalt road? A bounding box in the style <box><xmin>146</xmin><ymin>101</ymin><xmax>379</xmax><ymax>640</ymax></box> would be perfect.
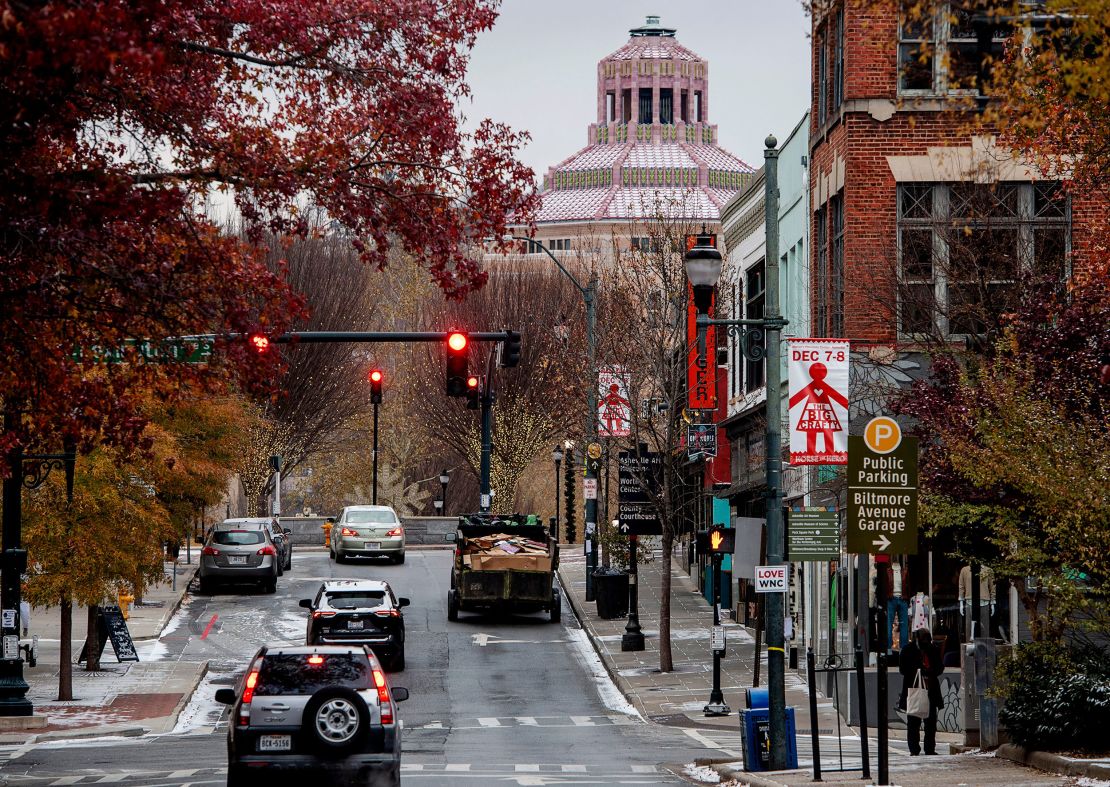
<box><xmin>0</xmin><ymin>550</ymin><xmax>722</xmax><ymax>786</ymax></box>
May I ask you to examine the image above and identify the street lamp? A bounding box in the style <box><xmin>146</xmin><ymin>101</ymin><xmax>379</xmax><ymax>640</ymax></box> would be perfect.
<box><xmin>620</xmin><ymin>519</ymin><xmax>645</xmax><ymax>652</ymax></box>
<box><xmin>439</xmin><ymin>469</ymin><xmax>450</xmax><ymax>516</ymax></box>
<box><xmin>683</xmin><ymin>135</ymin><xmax>789</xmax><ymax>765</ymax></box>
<box><xmin>505</xmin><ymin>234</ymin><xmax>600</xmax><ymax>601</ymax></box>
<box><xmin>552</xmin><ymin>445</ymin><xmax>564</xmax><ymax>541</ymax></box>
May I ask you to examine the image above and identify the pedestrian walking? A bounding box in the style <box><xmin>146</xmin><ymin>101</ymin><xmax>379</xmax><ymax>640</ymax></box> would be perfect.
<box><xmin>898</xmin><ymin>627</ymin><xmax>944</xmax><ymax>755</ymax></box>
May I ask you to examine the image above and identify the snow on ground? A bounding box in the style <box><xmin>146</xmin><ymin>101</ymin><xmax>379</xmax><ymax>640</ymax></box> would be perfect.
<box><xmin>1075</xmin><ymin>779</ymin><xmax>1110</xmax><ymax>787</ymax></box>
<box><xmin>564</xmin><ymin>625</ymin><xmax>642</xmax><ymax>719</ymax></box>
<box><xmin>683</xmin><ymin>763</ymin><xmax>722</xmax><ymax>782</ymax></box>
<box><xmin>172</xmin><ymin>672</ymin><xmax>226</xmax><ymax>734</ymax></box>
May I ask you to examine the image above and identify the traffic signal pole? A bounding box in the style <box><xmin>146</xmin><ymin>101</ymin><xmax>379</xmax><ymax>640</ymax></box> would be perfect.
<box><xmin>479</xmin><ymin>351</ymin><xmax>496</xmax><ymax>512</ymax></box>
<box><xmin>584</xmin><ymin>278</ymin><xmax>599</xmax><ymax>601</ymax></box>
<box><xmin>372</xmin><ymin>400</ymin><xmax>380</xmax><ymax>505</ymax></box>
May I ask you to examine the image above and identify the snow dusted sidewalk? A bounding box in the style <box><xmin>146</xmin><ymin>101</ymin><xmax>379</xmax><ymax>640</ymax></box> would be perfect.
<box><xmin>0</xmin><ymin>560</ymin><xmax>204</xmax><ymax>743</ymax></box>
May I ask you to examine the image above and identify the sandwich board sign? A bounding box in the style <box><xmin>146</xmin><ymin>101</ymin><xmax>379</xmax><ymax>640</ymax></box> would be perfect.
<box><xmin>847</xmin><ymin>416</ymin><xmax>919</xmax><ymax>555</ymax></box>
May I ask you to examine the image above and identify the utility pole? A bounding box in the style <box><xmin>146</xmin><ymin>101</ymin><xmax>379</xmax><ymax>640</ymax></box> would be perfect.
<box><xmin>584</xmin><ymin>278</ymin><xmax>600</xmax><ymax>601</ymax></box>
<box><xmin>479</xmin><ymin>351</ymin><xmax>496</xmax><ymax>512</ymax></box>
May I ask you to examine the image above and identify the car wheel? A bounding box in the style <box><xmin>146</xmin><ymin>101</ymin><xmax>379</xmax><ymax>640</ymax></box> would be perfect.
<box><xmin>389</xmin><ymin>647</ymin><xmax>405</xmax><ymax>672</ymax></box>
<box><xmin>336</xmin><ymin>551</ymin><xmax>346</xmax><ymax>564</ymax></box>
<box><xmin>394</xmin><ymin>552</ymin><xmax>405</xmax><ymax>565</ymax></box>
<box><xmin>303</xmin><ymin>686</ymin><xmax>369</xmax><ymax>757</ymax></box>
<box><xmin>276</xmin><ymin>561</ymin><xmax>284</xmax><ymax>577</ymax></box>
<box><xmin>226</xmin><ymin>764</ymin><xmax>249</xmax><ymax>787</ymax></box>
<box><xmin>199</xmin><ymin>577</ymin><xmax>214</xmax><ymax>595</ymax></box>
<box><xmin>264</xmin><ymin>578</ymin><xmax>277</xmax><ymax>594</ymax></box>
<box><xmin>550</xmin><ymin>589</ymin><xmax>562</xmax><ymax>623</ymax></box>
<box><xmin>285</xmin><ymin>554</ymin><xmax>292</xmax><ymax>572</ymax></box>
<box><xmin>447</xmin><ymin>589</ymin><xmax>459</xmax><ymax>622</ymax></box>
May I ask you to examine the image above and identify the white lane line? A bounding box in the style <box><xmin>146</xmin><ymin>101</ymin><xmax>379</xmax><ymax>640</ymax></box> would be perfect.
<box><xmin>444</xmin><ymin>763</ymin><xmax>472</xmax><ymax>771</ymax></box>
<box><xmin>477</xmin><ymin>717</ymin><xmax>502</xmax><ymax>727</ymax></box>
<box><xmin>514</xmin><ymin>764</ymin><xmax>541</xmax><ymax>772</ymax></box>
<box><xmin>631</xmin><ymin>764</ymin><xmax>657</xmax><ymax>773</ymax></box>
<box><xmin>682</xmin><ymin>727</ymin><xmax>744</xmax><ymax>758</ymax></box>
<box><xmin>94</xmin><ymin>777</ymin><xmax>129</xmax><ymax>784</ymax></box>
<box><xmin>401</xmin><ymin>763</ymin><xmax>425</xmax><ymax>771</ymax></box>
<box><xmin>50</xmin><ymin>779</ymin><xmax>84</xmax><ymax>786</ymax></box>
<box><xmin>518</xmin><ymin>716</ymin><xmax>538</xmax><ymax>725</ymax></box>
<box><xmin>561</xmin><ymin>764</ymin><xmax>588</xmax><ymax>772</ymax></box>
<box><xmin>570</xmin><ymin>715</ymin><xmax>595</xmax><ymax>726</ymax></box>
<box><xmin>168</xmin><ymin>771</ymin><xmax>198</xmax><ymax>779</ymax></box>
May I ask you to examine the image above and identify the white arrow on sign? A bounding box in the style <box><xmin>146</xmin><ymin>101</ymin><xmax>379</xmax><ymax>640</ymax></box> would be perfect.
<box><xmin>873</xmin><ymin>534</ymin><xmax>891</xmax><ymax>551</ymax></box>
<box><xmin>619</xmin><ymin>523</ymin><xmax>631</xmax><ymax>534</ymax></box>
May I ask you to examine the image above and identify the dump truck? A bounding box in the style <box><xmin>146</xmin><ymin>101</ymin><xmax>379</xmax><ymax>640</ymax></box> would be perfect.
<box><xmin>445</xmin><ymin>513</ymin><xmax>560</xmax><ymax>623</ymax></box>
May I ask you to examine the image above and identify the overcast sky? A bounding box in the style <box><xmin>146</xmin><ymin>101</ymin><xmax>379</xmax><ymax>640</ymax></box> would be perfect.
<box><xmin>463</xmin><ymin>1</ymin><xmax>813</xmax><ymax>180</ymax></box>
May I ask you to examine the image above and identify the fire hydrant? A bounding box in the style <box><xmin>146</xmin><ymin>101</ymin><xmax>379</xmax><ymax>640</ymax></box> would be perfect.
<box><xmin>117</xmin><ymin>589</ymin><xmax>135</xmax><ymax>620</ymax></box>
<box><xmin>322</xmin><ymin>518</ymin><xmax>334</xmax><ymax>549</ymax></box>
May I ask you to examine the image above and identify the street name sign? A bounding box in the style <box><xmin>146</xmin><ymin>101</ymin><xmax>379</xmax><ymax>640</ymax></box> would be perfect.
<box><xmin>617</xmin><ymin>450</ymin><xmax>663</xmax><ymax>535</ymax></box>
<box><xmin>76</xmin><ymin>337</ymin><xmax>216</xmax><ymax>364</ymax></box>
<box><xmin>787</xmin><ymin>508</ymin><xmax>840</xmax><ymax>561</ymax></box>
<box><xmin>847</xmin><ymin>416</ymin><xmax>919</xmax><ymax>555</ymax></box>
<box><xmin>754</xmin><ymin>565</ymin><xmax>787</xmax><ymax>593</ymax></box>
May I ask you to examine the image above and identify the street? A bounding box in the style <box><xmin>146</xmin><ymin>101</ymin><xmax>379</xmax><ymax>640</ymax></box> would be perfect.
<box><xmin>0</xmin><ymin>549</ymin><xmax>720</xmax><ymax>786</ymax></box>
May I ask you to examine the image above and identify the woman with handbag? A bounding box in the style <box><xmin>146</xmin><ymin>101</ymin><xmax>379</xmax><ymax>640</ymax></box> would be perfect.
<box><xmin>898</xmin><ymin>627</ymin><xmax>944</xmax><ymax>755</ymax></box>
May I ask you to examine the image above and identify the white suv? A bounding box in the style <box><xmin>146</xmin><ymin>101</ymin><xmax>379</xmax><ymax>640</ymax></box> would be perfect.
<box><xmin>329</xmin><ymin>505</ymin><xmax>405</xmax><ymax>564</ymax></box>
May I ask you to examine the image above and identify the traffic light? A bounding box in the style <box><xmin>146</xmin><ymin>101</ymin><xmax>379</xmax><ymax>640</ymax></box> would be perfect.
<box><xmin>696</xmin><ymin>524</ymin><xmax>735</xmax><ymax>555</ymax></box>
<box><xmin>369</xmin><ymin>369</ymin><xmax>383</xmax><ymax>404</ymax></box>
<box><xmin>249</xmin><ymin>333</ymin><xmax>270</xmax><ymax>352</ymax></box>
<box><xmin>501</xmin><ymin>330</ymin><xmax>521</xmax><ymax>368</ymax></box>
<box><xmin>466</xmin><ymin>375</ymin><xmax>481</xmax><ymax>409</ymax></box>
<box><xmin>445</xmin><ymin>331</ymin><xmax>469</xmax><ymax>396</ymax></box>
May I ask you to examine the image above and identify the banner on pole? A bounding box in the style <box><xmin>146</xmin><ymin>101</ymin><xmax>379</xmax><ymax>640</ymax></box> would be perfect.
<box><xmin>787</xmin><ymin>339</ymin><xmax>849</xmax><ymax>465</ymax></box>
<box><xmin>598</xmin><ymin>366</ymin><xmax>631</xmax><ymax>437</ymax></box>
<box><xmin>686</xmin><ymin>283</ymin><xmax>717</xmax><ymax>411</ymax></box>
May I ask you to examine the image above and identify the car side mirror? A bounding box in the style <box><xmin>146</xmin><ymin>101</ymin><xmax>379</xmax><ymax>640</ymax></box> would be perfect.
<box><xmin>444</xmin><ymin>532</ymin><xmax>457</xmax><ymax>543</ymax></box>
<box><xmin>298</xmin><ymin>599</ymin><xmax>312</xmax><ymax>609</ymax></box>
<box><xmin>215</xmin><ymin>688</ymin><xmax>237</xmax><ymax>705</ymax></box>
<box><xmin>398</xmin><ymin>598</ymin><xmax>410</xmax><ymax>608</ymax></box>
<box><xmin>391</xmin><ymin>687</ymin><xmax>409</xmax><ymax>703</ymax></box>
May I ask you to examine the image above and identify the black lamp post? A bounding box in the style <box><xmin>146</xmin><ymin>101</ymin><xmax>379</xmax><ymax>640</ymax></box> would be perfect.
<box><xmin>439</xmin><ymin>469</ymin><xmax>450</xmax><ymax>516</ymax></box>
<box><xmin>552</xmin><ymin>445</ymin><xmax>564</xmax><ymax>541</ymax></box>
<box><xmin>1</xmin><ymin>410</ymin><xmax>76</xmax><ymax>717</ymax></box>
<box><xmin>684</xmin><ymin>136</ymin><xmax>789</xmax><ymax>764</ymax></box>
<box><xmin>621</xmin><ymin>522</ymin><xmax>645</xmax><ymax>652</ymax></box>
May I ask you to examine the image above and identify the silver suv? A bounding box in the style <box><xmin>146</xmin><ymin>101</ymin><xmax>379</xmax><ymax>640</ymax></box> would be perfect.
<box><xmin>199</xmin><ymin>525</ymin><xmax>280</xmax><ymax>594</ymax></box>
<box><xmin>330</xmin><ymin>505</ymin><xmax>405</xmax><ymax>564</ymax></box>
<box><xmin>216</xmin><ymin>645</ymin><xmax>407</xmax><ymax>787</ymax></box>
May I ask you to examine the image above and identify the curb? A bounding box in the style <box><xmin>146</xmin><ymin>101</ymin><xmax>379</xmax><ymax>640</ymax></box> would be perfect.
<box><xmin>32</xmin><ymin>725</ymin><xmax>147</xmax><ymax>743</ymax></box>
<box><xmin>161</xmin><ymin>659</ymin><xmax>210</xmax><ymax>735</ymax></box>
<box><xmin>556</xmin><ymin>566</ymin><xmax>649</xmax><ymax>719</ymax></box>
<box><xmin>133</xmin><ymin>566</ymin><xmax>198</xmax><ymax>642</ymax></box>
<box><xmin>996</xmin><ymin>743</ymin><xmax>1110</xmax><ymax>780</ymax></box>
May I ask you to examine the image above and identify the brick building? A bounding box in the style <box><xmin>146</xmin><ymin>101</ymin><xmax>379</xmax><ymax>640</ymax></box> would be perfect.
<box><xmin>805</xmin><ymin>2</ymin><xmax>1102</xmax><ymax>666</ymax></box>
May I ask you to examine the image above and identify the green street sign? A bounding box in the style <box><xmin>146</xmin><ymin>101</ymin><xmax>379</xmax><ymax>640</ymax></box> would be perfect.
<box><xmin>75</xmin><ymin>337</ymin><xmax>215</xmax><ymax>364</ymax></box>
<box><xmin>787</xmin><ymin>508</ymin><xmax>840</xmax><ymax>561</ymax></box>
<box><xmin>847</xmin><ymin>417</ymin><xmax>919</xmax><ymax>555</ymax></box>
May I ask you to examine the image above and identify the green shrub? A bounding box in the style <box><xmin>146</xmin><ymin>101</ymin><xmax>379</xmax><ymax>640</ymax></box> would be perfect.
<box><xmin>998</xmin><ymin>641</ymin><xmax>1110</xmax><ymax>753</ymax></box>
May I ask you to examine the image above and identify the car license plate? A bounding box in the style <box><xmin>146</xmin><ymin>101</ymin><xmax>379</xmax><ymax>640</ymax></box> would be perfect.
<box><xmin>348</xmin><ymin>620</ymin><xmax>363</xmax><ymax>630</ymax></box>
<box><xmin>258</xmin><ymin>734</ymin><xmax>291</xmax><ymax>752</ymax></box>
<box><xmin>366</xmin><ymin>542</ymin><xmax>380</xmax><ymax>550</ymax></box>
<box><xmin>229</xmin><ymin>555</ymin><xmax>247</xmax><ymax>565</ymax></box>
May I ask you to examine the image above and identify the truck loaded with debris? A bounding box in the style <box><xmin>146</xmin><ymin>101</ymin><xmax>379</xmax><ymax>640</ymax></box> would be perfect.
<box><xmin>445</xmin><ymin>513</ymin><xmax>560</xmax><ymax>623</ymax></box>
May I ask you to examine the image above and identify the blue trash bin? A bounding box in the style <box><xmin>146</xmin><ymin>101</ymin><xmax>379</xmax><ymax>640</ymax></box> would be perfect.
<box><xmin>740</xmin><ymin>706</ymin><xmax>799</xmax><ymax>771</ymax></box>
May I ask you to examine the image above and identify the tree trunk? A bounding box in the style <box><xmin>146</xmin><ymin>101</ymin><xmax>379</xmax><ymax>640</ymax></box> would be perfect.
<box><xmin>659</xmin><ymin>525</ymin><xmax>674</xmax><ymax>672</ymax></box>
<box><xmin>86</xmin><ymin>604</ymin><xmax>101</xmax><ymax>671</ymax></box>
<box><xmin>58</xmin><ymin>595</ymin><xmax>73</xmax><ymax>701</ymax></box>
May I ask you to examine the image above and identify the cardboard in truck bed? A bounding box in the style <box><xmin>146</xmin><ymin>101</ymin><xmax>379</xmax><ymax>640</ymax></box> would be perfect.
<box><xmin>469</xmin><ymin>553</ymin><xmax>553</xmax><ymax>572</ymax></box>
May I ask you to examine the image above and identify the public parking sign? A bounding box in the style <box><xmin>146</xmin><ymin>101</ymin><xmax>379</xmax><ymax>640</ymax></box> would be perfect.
<box><xmin>755</xmin><ymin>565</ymin><xmax>787</xmax><ymax>593</ymax></box>
<box><xmin>847</xmin><ymin>417</ymin><xmax>919</xmax><ymax>555</ymax></box>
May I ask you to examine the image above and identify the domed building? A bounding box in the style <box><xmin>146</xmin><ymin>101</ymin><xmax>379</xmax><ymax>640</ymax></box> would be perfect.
<box><xmin>518</xmin><ymin>16</ymin><xmax>754</xmax><ymax>254</ymax></box>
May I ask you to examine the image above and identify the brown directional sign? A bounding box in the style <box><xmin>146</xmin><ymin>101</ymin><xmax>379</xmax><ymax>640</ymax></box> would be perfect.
<box><xmin>847</xmin><ymin>417</ymin><xmax>919</xmax><ymax>555</ymax></box>
<box><xmin>788</xmin><ymin>509</ymin><xmax>840</xmax><ymax>561</ymax></box>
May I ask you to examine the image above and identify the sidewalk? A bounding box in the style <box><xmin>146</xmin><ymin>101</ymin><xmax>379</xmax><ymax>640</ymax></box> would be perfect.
<box><xmin>0</xmin><ymin>557</ymin><xmax>203</xmax><ymax>743</ymax></box>
<box><xmin>556</xmin><ymin>546</ymin><xmax>1067</xmax><ymax>786</ymax></box>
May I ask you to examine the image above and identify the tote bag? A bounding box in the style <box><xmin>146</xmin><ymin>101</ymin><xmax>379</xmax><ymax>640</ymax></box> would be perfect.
<box><xmin>907</xmin><ymin>669</ymin><xmax>931</xmax><ymax>719</ymax></box>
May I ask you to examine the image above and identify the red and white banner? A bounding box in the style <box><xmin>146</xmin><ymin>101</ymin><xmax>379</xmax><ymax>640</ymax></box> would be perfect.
<box><xmin>598</xmin><ymin>365</ymin><xmax>631</xmax><ymax>437</ymax></box>
<box><xmin>787</xmin><ymin>339</ymin><xmax>849</xmax><ymax>465</ymax></box>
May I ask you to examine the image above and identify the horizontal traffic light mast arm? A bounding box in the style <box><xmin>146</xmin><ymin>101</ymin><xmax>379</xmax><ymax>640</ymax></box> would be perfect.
<box><xmin>178</xmin><ymin>331</ymin><xmax>517</xmax><ymax>343</ymax></box>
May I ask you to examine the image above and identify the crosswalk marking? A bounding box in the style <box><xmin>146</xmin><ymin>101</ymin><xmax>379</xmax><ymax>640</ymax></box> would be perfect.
<box><xmin>561</xmin><ymin>764</ymin><xmax>587</xmax><ymax>772</ymax></box>
<box><xmin>477</xmin><ymin>717</ymin><xmax>502</xmax><ymax>727</ymax></box>
<box><xmin>570</xmin><ymin>715</ymin><xmax>595</xmax><ymax>726</ymax></box>
<box><xmin>514</xmin><ymin>764</ymin><xmax>540</xmax><ymax>772</ymax></box>
<box><xmin>410</xmin><ymin>714</ymin><xmax>639</xmax><ymax>730</ymax></box>
<box><xmin>444</xmin><ymin>763</ymin><xmax>471</xmax><ymax>772</ymax></box>
<box><xmin>518</xmin><ymin>716</ymin><xmax>537</xmax><ymax>725</ymax></box>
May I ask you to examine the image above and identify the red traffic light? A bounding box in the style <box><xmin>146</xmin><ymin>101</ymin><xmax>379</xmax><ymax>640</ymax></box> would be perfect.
<box><xmin>448</xmin><ymin>332</ymin><xmax>468</xmax><ymax>352</ymax></box>
<box><xmin>369</xmin><ymin>369</ymin><xmax>383</xmax><ymax>383</ymax></box>
<box><xmin>466</xmin><ymin>376</ymin><xmax>479</xmax><ymax>389</ymax></box>
<box><xmin>249</xmin><ymin>333</ymin><xmax>270</xmax><ymax>352</ymax></box>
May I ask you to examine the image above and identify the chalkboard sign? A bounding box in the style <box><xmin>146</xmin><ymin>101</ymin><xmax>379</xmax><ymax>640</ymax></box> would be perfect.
<box><xmin>78</xmin><ymin>604</ymin><xmax>139</xmax><ymax>664</ymax></box>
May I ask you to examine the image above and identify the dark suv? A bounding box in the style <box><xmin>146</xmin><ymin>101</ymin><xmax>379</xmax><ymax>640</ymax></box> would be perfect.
<box><xmin>300</xmin><ymin>580</ymin><xmax>408</xmax><ymax>672</ymax></box>
<box><xmin>216</xmin><ymin>645</ymin><xmax>407</xmax><ymax>787</ymax></box>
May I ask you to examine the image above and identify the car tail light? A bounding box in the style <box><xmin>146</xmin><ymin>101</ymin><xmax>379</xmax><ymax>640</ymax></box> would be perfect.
<box><xmin>374</xmin><ymin>608</ymin><xmax>401</xmax><ymax>617</ymax></box>
<box><xmin>238</xmin><ymin>669</ymin><xmax>260</xmax><ymax>727</ymax></box>
<box><xmin>372</xmin><ymin>669</ymin><xmax>392</xmax><ymax>724</ymax></box>
<box><xmin>202</xmin><ymin>546</ymin><xmax>220</xmax><ymax>556</ymax></box>
<box><xmin>340</xmin><ymin>527</ymin><xmax>358</xmax><ymax>537</ymax></box>
<box><xmin>312</xmin><ymin>610</ymin><xmax>336</xmax><ymax>618</ymax></box>
<box><xmin>386</xmin><ymin>527</ymin><xmax>402</xmax><ymax>537</ymax></box>
<box><xmin>256</xmin><ymin>545</ymin><xmax>276</xmax><ymax>556</ymax></box>
<box><xmin>307</xmin><ymin>655</ymin><xmax>324</xmax><ymax>666</ymax></box>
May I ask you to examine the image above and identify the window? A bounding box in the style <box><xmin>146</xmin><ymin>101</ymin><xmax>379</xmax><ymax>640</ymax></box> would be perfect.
<box><xmin>346</xmin><ymin>510</ymin><xmax>399</xmax><ymax>524</ymax></box>
<box><xmin>638</xmin><ymin>88</ymin><xmax>653</xmax><ymax>124</ymax></box>
<box><xmin>256</xmin><ymin>653</ymin><xmax>370</xmax><ymax>696</ymax></box>
<box><xmin>631</xmin><ymin>236</ymin><xmax>662</xmax><ymax>253</ymax></box>
<box><xmin>694</xmin><ymin>91</ymin><xmax>702</xmax><ymax>123</ymax></box>
<box><xmin>745</xmin><ymin>261</ymin><xmax>766</xmax><ymax>393</ymax></box>
<box><xmin>659</xmin><ymin>88</ymin><xmax>673</xmax><ymax>125</ymax></box>
<box><xmin>681</xmin><ymin>90</ymin><xmax>688</xmax><ymax>122</ymax></box>
<box><xmin>606</xmin><ymin>91</ymin><xmax>615</xmax><ymax>122</ymax></box>
<box><xmin>899</xmin><ymin>2</ymin><xmax>1009</xmax><ymax>94</ymax></box>
<box><xmin>817</xmin><ymin>33</ymin><xmax>828</xmax><ymax>122</ymax></box>
<box><xmin>622</xmin><ymin>89</ymin><xmax>632</xmax><ymax>123</ymax></box>
<box><xmin>213</xmin><ymin>530</ymin><xmax>264</xmax><ymax>546</ymax></box>
<box><xmin>815</xmin><ymin>205</ymin><xmax>828</xmax><ymax>335</ymax></box>
<box><xmin>830</xmin><ymin>194</ymin><xmax>845</xmax><ymax>337</ymax></box>
<box><xmin>732</xmin><ymin>282</ymin><xmax>741</xmax><ymax>397</ymax></box>
<box><xmin>896</xmin><ymin>182</ymin><xmax>1070</xmax><ymax>337</ymax></box>
<box><xmin>833</xmin><ymin>9</ymin><xmax>845</xmax><ymax>111</ymax></box>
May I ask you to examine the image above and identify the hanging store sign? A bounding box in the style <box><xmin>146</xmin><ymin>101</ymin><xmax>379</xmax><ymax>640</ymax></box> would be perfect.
<box><xmin>686</xmin><ymin>283</ymin><xmax>717</xmax><ymax>411</ymax></box>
